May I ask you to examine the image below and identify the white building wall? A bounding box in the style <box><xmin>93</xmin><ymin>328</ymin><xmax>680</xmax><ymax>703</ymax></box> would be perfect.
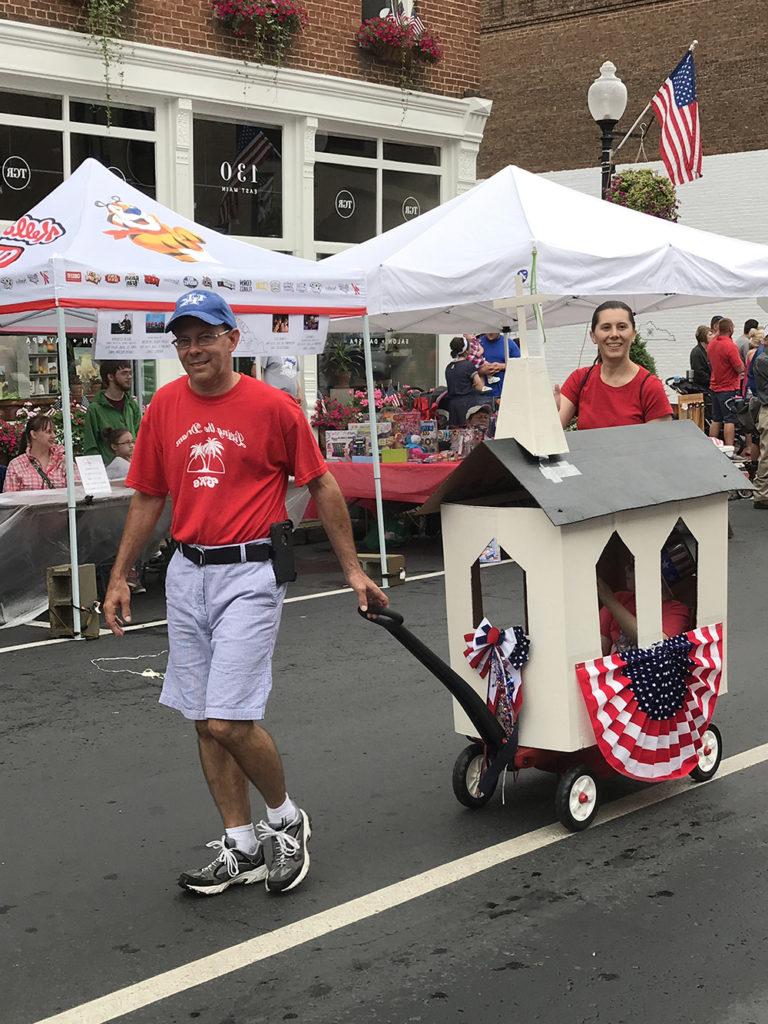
<box><xmin>541</xmin><ymin>151</ymin><xmax>768</xmax><ymax>389</ymax></box>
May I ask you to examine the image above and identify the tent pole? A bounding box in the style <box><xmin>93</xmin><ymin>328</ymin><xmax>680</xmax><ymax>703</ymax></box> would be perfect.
<box><xmin>56</xmin><ymin>305</ymin><xmax>82</xmax><ymax>638</ymax></box>
<box><xmin>135</xmin><ymin>359</ymin><xmax>145</xmax><ymax>412</ymax></box>
<box><xmin>362</xmin><ymin>315</ymin><xmax>389</xmax><ymax>589</ymax></box>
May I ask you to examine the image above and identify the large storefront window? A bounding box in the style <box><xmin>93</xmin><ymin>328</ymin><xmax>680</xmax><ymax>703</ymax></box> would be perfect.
<box><xmin>382</xmin><ymin>169</ymin><xmax>440</xmax><ymax>231</ymax></box>
<box><xmin>193</xmin><ymin>119</ymin><xmax>282</xmax><ymax>237</ymax></box>
<box><xmin>0</xmin><ymin>125</ymin><xmax>64</xmax><ymax>220</ymax></box>
<box><xmin>314</xmin><ymin>163</ymin><xmax>376</xmax><ymax>244</ymax></box>
<box><xmin>313</xmin><ymin>134</ymin><xmax>442</xmax><ymax>245</ymax></box>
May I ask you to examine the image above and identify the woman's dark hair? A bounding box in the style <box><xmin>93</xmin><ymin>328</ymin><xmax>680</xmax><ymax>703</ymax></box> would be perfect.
<box><xmin>21</xmin><ymin>414</ymin><xmax>52</xmax><ymax>452</ymax></box>
<box><xmin>450</xmin><ymin>336</ymin><xmax>468</xmax><ymax>358</ymax></box>
<box><xmin>101</xmin><ymin>426</ymin><xmax>132</xmax><ymax>448</ymax></box>
<box><xmin>590</xmin><ymin>301</ymin><xmax>636</xmax><ymax>332</ymax></box>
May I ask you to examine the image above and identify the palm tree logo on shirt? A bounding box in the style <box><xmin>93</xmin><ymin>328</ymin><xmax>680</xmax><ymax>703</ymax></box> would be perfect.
<box><xmin>186</xmin><ymin>438</ymin><xmax>225</xmax><ymax>474</ymax></box>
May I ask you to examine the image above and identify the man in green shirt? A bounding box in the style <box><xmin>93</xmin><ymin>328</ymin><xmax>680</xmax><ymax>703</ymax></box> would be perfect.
<box><xmin>82</xmin><ymin>360</ymin><xmax>142</xmax><ymax>464</ymax></box>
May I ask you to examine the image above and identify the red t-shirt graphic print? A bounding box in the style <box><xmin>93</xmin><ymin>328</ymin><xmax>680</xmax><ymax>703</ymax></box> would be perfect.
<box><xmin>126</xmin><ymin>375</ymin><xmax>326</xmax><ymax>545</ymax></box>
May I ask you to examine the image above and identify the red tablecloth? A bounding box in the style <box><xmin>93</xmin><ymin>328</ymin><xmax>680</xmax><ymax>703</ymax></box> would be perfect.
<box><xmin>304</xmin><ymin>461</ymin><xmax>459</xmax><ymax>517</ymax></box>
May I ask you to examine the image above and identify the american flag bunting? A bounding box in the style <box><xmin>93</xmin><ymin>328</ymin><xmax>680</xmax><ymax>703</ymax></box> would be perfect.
<box><xmin>576</xmin><ymin>624</ymin><xmax>723</xmax><ymax>781</ymax></box>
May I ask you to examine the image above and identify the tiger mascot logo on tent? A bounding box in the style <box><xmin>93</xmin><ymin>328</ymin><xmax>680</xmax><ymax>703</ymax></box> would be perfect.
<box><xmin>96</xmin><ymin>197</ymin><xmax>215</xmax><ymax>264</ymax></box>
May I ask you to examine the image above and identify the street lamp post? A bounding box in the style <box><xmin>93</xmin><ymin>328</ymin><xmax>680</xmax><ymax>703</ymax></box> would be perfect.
<box><xmin>587</xmin><ymin>61</ymin><xmax>628</xmax><ymax>199</ymax></box>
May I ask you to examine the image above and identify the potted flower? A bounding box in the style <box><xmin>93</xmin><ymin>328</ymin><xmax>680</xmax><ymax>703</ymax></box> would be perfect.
<box><xmin>310</xmin><ymin>396</ymin><xmax>359</xmax><ymax>451</ymax></box>
<box><xmin>0</xmin><ymin>419</ymin><xmax>21</xmax><ymax>466</ymax></box>
<box><xmin>212</xmin><ymin>0</ymin><xmax>309</xmax><ymax>64</ymax></box>
<box><xmin>320</xmin><ymin>337</ymin><xmax>365</xmax><ymax>389</ymax></box>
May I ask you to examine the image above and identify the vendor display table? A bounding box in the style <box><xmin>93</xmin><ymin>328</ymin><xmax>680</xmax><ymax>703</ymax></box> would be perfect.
<box><xmin>303</xmin><ymin>460</ymin><xmax>458</xmax><ymax>521</ymax></box>
<box><xmin>324</xmin><ymin>461</ymin><xmax>459</xmax><ymax>506</ymax></box>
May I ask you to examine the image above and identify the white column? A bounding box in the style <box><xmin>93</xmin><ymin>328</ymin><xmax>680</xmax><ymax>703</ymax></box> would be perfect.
<box><xmin>172</xmin><ymin>97</ymin><xmax>195</xmax><ymax>219</ymax></box>
<box><xmin>155</xmin><ymin>98</ymin><xmax>194</xmax><ymax>390</ymax></box>
<box><xmin>298</xmin><ymin>117</ymin><xmax>319</xmax><ymax>409</ymax></box>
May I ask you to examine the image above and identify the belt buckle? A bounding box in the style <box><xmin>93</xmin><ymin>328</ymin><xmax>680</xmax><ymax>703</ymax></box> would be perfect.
<box><xmin>196</xmin><ymin>546</ymin><xmax>207</xmax><ymax>566</ymax></box>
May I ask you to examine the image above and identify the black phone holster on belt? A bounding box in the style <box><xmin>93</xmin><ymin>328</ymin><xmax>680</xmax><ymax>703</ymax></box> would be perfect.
<box><xmin>270</xmin><ymin>520</ymin><xmax>297</xmax><ymax>584</ymax></box>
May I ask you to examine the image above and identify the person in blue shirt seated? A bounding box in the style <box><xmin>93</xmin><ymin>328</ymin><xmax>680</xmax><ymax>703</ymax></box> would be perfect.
<box><xmin>477</xmin><ymin>330</ymin><xmax>521</xmax><ymax>400</ymax></box>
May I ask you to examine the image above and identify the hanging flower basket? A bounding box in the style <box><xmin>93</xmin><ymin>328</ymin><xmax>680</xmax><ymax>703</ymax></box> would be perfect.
<box><xmin>357</xmin><ymin>15</ymin><xmax>443</xmax><ymax>70</ymax></box>
<box><xmin>212</xmin><ymin>0</ymin><xmax>309</xmax><ymax>63</ymax></box>
<box><xmin>605</xmin><ymin>168</ymin><xmax>679</xmax><ymax>222</ymax></box>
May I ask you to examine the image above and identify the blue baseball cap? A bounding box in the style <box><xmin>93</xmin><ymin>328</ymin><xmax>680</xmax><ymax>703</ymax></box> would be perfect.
<box><xmin>166</xmin><ymin>289</ymin><xmax>237</xmax><ymax>333</ymax></box>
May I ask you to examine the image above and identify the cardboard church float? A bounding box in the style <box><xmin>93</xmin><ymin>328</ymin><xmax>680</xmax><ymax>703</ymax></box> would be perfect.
<box><xmin>366</xmin><ymin>360</ymin><xmax>747</xmax><ymax>831</ymax></box>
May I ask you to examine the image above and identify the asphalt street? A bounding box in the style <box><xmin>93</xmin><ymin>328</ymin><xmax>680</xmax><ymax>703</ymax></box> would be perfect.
<box><xmin>2</xmin><ymin>502</ymin><xmax>768</xmax><ymax>1024</ymax></box>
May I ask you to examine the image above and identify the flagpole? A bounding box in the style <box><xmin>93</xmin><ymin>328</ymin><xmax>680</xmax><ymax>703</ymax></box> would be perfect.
<box><xmin>613</xmin><ymin>40</ymin><xmax>698</xmax><ymax>159</ymax></box>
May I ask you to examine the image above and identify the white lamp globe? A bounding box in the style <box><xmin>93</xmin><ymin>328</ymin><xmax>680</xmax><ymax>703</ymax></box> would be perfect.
<box><xmin>587</xmin><ymin>61</ymin><xmax>628</xmax><ymax>122</ymax></box>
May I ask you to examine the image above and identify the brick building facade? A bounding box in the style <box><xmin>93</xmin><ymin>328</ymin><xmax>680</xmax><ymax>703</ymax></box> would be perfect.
<box><xmin>0</xmin><ymin>0</ymin><xmax>480</xmax><ymax>99</ymax></box>
<box><xmin>479</xmin><ymin>0</ymin><xmax>768</xmax><ymax>176</ymax></box>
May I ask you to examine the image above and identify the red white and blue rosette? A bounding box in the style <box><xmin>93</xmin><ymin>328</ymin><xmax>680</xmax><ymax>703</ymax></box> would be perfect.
<box><xmin>463</xmin><ymin>618</ymin><xmax>530</xmax><ymax>736</ymax></box>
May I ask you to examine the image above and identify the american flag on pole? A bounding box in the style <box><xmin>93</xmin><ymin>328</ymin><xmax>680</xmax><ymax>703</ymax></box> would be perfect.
<box><xmin>575</xmin><ymin>624</ymin><xmax>723</xmax><ymax>781</ymax></box>
<box><xmin>650</xmin><ymin>50</ymin><xmax>702</xmax><ymax>185</ymax></box>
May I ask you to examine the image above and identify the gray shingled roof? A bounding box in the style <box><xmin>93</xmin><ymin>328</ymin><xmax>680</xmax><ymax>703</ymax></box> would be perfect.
<box><xmin>423</xmin><ymin>420</ymin><xmax>749</xmax><ymax>526</ymax></box>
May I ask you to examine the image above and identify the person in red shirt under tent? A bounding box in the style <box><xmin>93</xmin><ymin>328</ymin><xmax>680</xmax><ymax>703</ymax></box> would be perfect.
<box><xmin>556</xmin><ymin>301</ymin><xmax>673</xmax><ymax>430</ymax></box>
<box><xmin>104</xmin><ymin>289</ymin><xmax>387</xmax><ymax>898</ymax></box>
<box><xmin>706</xmin><ymin>316</ymin><xmax>745</xmax><ymax>449</ymax></box>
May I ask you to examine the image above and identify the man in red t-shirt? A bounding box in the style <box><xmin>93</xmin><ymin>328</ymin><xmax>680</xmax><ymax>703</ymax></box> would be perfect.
<box><xmin>104</xmin><ymin>289</ymin><xmax>387</xmax><ymax>898</ymax></box>
<box><xmin>706</xmin><ymin>317</ymin><xmax>744</xmax><ymax>447</ymax></box>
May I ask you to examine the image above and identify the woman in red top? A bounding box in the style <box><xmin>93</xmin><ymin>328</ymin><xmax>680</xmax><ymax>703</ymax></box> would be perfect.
<box><xmin>557</xmin><ymin>301</ymin><xmax>672</xmax><ymax>430</ymax></box>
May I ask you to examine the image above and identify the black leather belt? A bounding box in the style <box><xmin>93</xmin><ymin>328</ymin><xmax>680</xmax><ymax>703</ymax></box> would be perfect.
<box><xmin>178</xmin><ymin>542</ymin><xmax>273</xmax><ymax>566</ymax></box>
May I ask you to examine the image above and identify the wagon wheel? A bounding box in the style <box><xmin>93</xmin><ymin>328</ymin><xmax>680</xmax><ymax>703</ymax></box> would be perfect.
<box><xmin>555</xmin><ymin>765</ymin><xmax>600</xmax><ymax>832</ymax></box>
<box><xmin>689</xmin><ymin>723</ymin><xmax>723</xmax><ymax>782</ymax></box>
<box><xmin>452</xmin><ymin>743</ymin><xmax>496</xmax><ymax>809</ymax></box>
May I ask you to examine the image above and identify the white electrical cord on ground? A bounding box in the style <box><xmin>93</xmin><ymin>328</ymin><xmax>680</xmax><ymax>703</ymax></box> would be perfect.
<box><xmin>91</xmin><ymin>651</ymin><xmax>168</xmax><ymax>680</ymax></box>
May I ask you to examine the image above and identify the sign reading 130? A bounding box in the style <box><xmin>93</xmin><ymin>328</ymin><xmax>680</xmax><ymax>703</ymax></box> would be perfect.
<box><xmin>220</xmin><ymin>162</ymin><xmax>259</xmax><ymax>184</ymax></box>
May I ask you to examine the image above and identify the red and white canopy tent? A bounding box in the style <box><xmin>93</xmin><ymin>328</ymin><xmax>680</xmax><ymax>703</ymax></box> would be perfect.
<box><xmin>0</xmin><ymin>159</ymin><xmax>368</xmax><ymax>634</ymax></box>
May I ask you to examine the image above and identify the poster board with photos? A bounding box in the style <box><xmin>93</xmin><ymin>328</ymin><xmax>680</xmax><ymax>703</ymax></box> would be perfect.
<box><xmin>95</xmin><ymin>312</ymin><xmax>329</xmax><ymax>358</ymax></box>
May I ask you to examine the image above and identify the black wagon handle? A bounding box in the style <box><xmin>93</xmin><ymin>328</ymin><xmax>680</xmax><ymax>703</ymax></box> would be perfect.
<box><xmin>358</xmin><ymin>605</ymin><xmax>404</xmax><ymax>626</ymax></box>
<box><xmin>357</xmin><ymin>605</ymin><xmax>506</xmax><ymax>750</ymax></box>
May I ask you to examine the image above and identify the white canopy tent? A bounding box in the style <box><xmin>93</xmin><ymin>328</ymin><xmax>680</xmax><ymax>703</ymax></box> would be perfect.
<box><xmin>324</xmin><ymin>162</ymin><xmax>768</xmax><ymax>569</ymax></box>
<box><xmin>325</xmin><ymin>163</ymin><xmax>768</xmax><ymax>334</ymax></box>
<box><xmin>0</xmin><ymin>160</ymin><xmax>369</xmax><ymax>633</ymax></box>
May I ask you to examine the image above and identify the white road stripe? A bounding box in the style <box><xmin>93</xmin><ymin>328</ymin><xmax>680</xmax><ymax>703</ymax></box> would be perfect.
<box><xmin>0</xmin><ymin>570</ymin><xmax>448</xmax><ymax>654</ymax></box>
<box><xmin>30</xmin><ymin>741</ymin><xmax>768</xmax><ymax>1024</ymax></box>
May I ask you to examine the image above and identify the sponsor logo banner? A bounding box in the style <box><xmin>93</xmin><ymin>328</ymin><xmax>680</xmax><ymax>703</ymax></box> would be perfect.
<box><xmin>3</xmin><ymin>215</ymin><xmax>65</xmax><ymax>247</ymax></box>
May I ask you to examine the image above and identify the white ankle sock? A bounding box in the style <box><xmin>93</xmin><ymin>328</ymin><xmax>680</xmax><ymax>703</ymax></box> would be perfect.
<box><xmin>266</xmin><ymin>794</ymin><xmax>298</xmax><ymax>826</ymax></box>
<box><xmin>225</xmin><ymin>823</ymin><xmax>258</xmax><ymax>855</ymax></box>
